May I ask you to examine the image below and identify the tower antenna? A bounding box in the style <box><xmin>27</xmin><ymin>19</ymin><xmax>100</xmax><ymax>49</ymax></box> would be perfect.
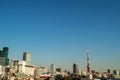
<box><xmin>87</xmin><ymin>49</ymin><xmax>90</xmax><ymax>73</ymax></box>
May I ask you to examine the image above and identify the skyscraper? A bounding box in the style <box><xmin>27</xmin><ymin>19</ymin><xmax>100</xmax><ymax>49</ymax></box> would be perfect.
<box><xmin>50</xmin><ymin>64</ymin><xmax>55</xmax><ymax>75</ymax></box>
<box><xmin>0</xmin><ymin>47</ymin><xmax>9</xmax><ymax>66</ymax></box>
<box><xmin>3</xmin><ymin>47</ymin><xmax>9</xmax><ymax>58</ymax></box>
<box><xmin>23</xmin><ymin>52</ymin><xmax>31</xmax><ymax>65</ymax></box>
<box><xmin>0</xmin><ymin>50</ymin><xmax>3</xmax><ymax>57</ymax></box>
<box><xmin>73</xmin><ymin>63</ymin><xmax>78</xmax><ymax>74</ymax></box>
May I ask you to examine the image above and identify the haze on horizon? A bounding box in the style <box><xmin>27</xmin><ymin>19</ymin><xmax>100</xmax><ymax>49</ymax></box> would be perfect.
<box><xmin>0</xmin><ymin>0</ymin><xmax>120</xmax><ymax>72</ymax></box>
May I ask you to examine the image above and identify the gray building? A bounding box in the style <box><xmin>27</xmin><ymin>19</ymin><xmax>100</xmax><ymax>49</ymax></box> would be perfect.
<box><xmin>23</xmin><ymin>52</ymin><xmax>31</xmax><ymax>65</ymax></box>
<box><xmin>73</xmin><ymin>63</ymin><xmax>78</xmax><ymax>74</ymax></box>
<box><xmin>50</xmin><ymin>64</ymin><xmax>55</xmax><ymax>75</ymax></box>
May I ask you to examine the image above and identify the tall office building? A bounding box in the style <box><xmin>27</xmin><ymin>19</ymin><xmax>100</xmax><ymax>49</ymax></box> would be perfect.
<box><xmin>50</xmin><ymin>64</ymin><xmax>55</xmax><ymax>75</ymax></box>
<box><xmin>23</xmin><ymin>52</ymin><xmax>31</xmax><ymax>65</ymax></box>
<box><xmin>0</xmin><ymin>50</ymin><xmax>3</xmax><ymax>57</ymax></box>
<box><xmin>0</xmin><ymin>47</ymin><xmax>9</xmax><ymax>66</ymax></box>
<box><xmin>73</xmin><ymin>63</ymin><xmax>78</xmax><ymax>74</ymax></box>
<box><xmin>3</xmin><ymin>47</ymin><xmax>9</xmax><ymax>58</ymax></box>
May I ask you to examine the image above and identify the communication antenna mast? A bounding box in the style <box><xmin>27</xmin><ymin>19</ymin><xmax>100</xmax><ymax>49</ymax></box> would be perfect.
<box><xmin>87</xmin><ymin>49</ymin><xmax>90</xmax><ymax>73</ymax></box>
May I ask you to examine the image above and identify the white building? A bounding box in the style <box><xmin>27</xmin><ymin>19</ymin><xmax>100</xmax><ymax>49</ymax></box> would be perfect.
<box><xmin>81</xmin><ymin>71</ymin><xmax>87</xmax><ymax>76</ymax></box>
<box><xmin>24</xmin><ymin>65</ymin><xmax>34</xmax><ymax>76</ymax></box>
<box><xmin>37</xmin><ymin>66</ymin><xmax>48</xmax><ymax>74</ymax></box>
<box><xmin>36</xmin><ymin>66</ymin><xmax>51</xmax><ymax>78</ymax></box>
<box><xmin>50</xmin><ymin>64</ymin><xmax>55</xmax><ymax>75</ymax></box>
<box><xmin>78</xmin><ymin>68</ymin><xmax>82</xmax><ymax>75</ymax></box>
<box><xmin>18</xmin><ymin>60</ymin><xmax>26</xmax><ymax>73</ymax></box>
<box><xmin>0</xmin><ymin>65</ymin><xmax>4</xmax><ymax>75</ymax></box>
<box><xmin>10</xmin><ymin>60</ymin><xmax>34</xmax><ymax>76</ymax></box>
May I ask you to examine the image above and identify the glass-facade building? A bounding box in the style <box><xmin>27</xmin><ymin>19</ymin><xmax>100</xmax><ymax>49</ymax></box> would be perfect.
<box><xmin>0</xmin><ymin>47</ymin><xmax>9</xmax><ymax>66</ymax></box>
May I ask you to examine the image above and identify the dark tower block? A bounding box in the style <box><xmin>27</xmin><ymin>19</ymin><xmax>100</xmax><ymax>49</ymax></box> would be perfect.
<box><xmin>3</xmin><ymin>47</ymin><xmax>9</xmax><ymax>58</ymax></box>
<box><xmin>0</xmin><ymin>50</ymin><xmax>3</xmax><ymax>57</ymax></box>
<box><xmin>3</xmin><ymin>47</ymin><xmax>9</xmax><ymax>66</ymax></box>
<box><xmin>73</xmin><ymin>63</ymin><xmax>77</xmax><ymax>74</ymax></box>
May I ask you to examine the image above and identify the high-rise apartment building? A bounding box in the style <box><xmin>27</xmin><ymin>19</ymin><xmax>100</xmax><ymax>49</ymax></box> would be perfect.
<box><xmin>0</xmin><ymin>47</ymin><xmax>9</xmax><ymax>66</ymax></box>
<box><xmin>23</xmin><ymin>52</ymin><xmax>31</xmax><ymax>65</ymax></box>
<box><xmin>50</xmin><ymin>64</ymin><xmax>55</xmax><ymax>75</ymax></box>
<box><xmin>73</xmin><ymin>63</ymin><xmax>78</xmax><ymax>74</ymax></box>
<box><xmin>3</xmin><ymin>47</ymin><xmax>9</xmax><ymax>58</ymax></box>
<box><xmin>0</xmin><ymin>50</ymin><xmax>3</xmax><ymax>57</ymax></box>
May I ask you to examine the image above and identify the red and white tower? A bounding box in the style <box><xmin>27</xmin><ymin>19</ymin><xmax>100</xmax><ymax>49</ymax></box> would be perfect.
<box><xmin>87</xmin><ymin>49</ymin><xmax>90</xmax><ymax>73</ymax></box>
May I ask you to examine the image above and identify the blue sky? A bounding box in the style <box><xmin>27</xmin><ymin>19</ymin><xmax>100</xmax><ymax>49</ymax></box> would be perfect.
<box><xmin>0</xmin><ymin>0</ymin><xmax>120</xmax><ymax>72</ymax></box>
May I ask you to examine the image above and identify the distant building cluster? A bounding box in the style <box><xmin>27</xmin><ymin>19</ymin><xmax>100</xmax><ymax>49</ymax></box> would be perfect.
<box><xmin>0</xmin><ymin>47</ymin><xmax>120</xmax><ymax>80</ymax></box>
<box><xmin>0</xmin><ymin>47</ymin><xmax>35</xmax><ymax>80</ymax></box>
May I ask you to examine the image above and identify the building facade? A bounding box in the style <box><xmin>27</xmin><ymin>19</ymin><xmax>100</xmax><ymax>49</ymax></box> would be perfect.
<box><xmin>50</xmin><ymin>64</ymin><xmax>55</xmax><ymax>75</ymax></box>
<box><xmin>0</xmin><ymin>47</ymin><xmax>9</xmax><ymax>66</ymax></box>
<box><xmin>73</xmin><ymin>63</ymin><xmax>78</xmax><ymax>74</ymax></box>
<box><xmin>23</xmin><ymin>52</ymin><xmax>31</xmax><ymax>65</ymax></box>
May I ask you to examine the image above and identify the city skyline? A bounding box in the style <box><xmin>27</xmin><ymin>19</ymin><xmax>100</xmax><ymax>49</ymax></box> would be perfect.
<box><xmin>0</xmin><ymin>0</ymin><xmax>120</xmax><ymax>72</ymax></box>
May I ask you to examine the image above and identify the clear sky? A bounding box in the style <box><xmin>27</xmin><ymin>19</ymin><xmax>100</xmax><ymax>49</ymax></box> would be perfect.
<box><xmin>0</xmin><ymin>0</ymin><xmax>120</xmax><ymax>72</ymax></box>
